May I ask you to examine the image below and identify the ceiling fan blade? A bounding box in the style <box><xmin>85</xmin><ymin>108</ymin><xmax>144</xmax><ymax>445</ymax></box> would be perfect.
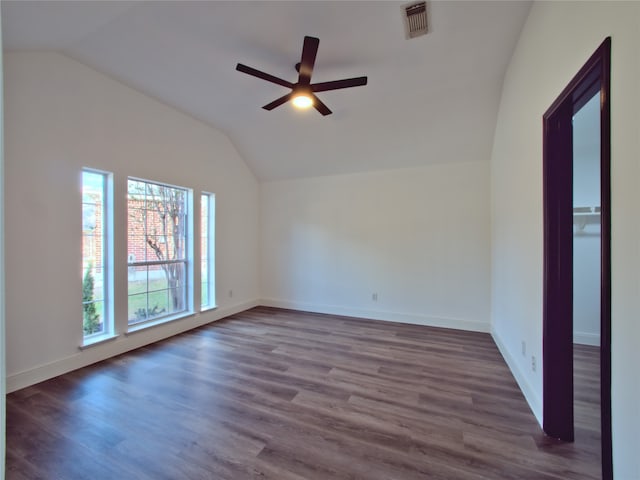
<box><xmin>312</xmin><ymin>94</ymin><xmax>332</xmax><ymax>116</ymax></box>
<box><xmin>311</xmin><ymin>76</ymin><xmax>368</xmax><ymax>93</ymax></box>
<box><xmin>236</xmin><ymin>63</ymin><xmax>293</xmax><ymax>89</ymax></box>
<box><xmin>298</xmin><ymin>36</ymin><xmax>320</xmax><ymax>85</ymax></box>
<box><xmin>263</xmin><ymin>93</ymin><xmax>294</xmax><ymax>111</ymax></box>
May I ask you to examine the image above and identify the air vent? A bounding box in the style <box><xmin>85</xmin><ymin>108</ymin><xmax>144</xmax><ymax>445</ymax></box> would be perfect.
<box><xmin>402</xmin><ymin>1</ymin><xmax>428</xmax><ymax>39</ymax></box>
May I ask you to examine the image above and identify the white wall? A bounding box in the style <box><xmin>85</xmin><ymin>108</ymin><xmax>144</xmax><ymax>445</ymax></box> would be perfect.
<box><xmin>573</xmin><ymin>93</ymin><xmax>601</xmax><ymax>346</ymax></box>
<box><xmin>4</xmin><ymin>52</ymin><xmax>260</xmax><ymax>391</ymax></box>
<box><xmin>573</xmin><ymin>94</ymin><xmax>602</xmax><ymax>207</ymax></box>
<box><xmin>261</xmin><ymin>162</ymin><xmax>491</xmax><ymax>332</ymax></box>
<box><xmin>572</xmin><ymin>230</ymin><xmax>601</xmax><ymax>345</ymax></box>
<box><xmin>490</xmin><ymin>2</ymin><xmax>640</xmax><ymax>478</ymax></box>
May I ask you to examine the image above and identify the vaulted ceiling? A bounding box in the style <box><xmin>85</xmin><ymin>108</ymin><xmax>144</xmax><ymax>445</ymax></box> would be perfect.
<box><xmin>2</xmin><ymin>1</ymin><xmax>531</xmax><ymax>181</ymax></box>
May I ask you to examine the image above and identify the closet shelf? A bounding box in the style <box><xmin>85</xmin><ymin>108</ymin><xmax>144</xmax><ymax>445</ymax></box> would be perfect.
<box><xmin>573</xmin><ymin>206</ymin><xmax>600</xmax><ymax>230</ymax></box>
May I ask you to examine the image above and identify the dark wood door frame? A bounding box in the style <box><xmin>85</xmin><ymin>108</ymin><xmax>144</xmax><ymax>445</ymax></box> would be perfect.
<box><xmin>542</xmin><ymin>37</ymin><xmax>611</xmax><ymax>479</ymax></box>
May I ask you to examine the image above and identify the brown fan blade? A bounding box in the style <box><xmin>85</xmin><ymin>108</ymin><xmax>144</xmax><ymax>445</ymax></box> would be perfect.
<box><xmin>236</xmin><ymin>63</ymin><xmax>293</xmax><ymax>89</ymax></box>
<box><xmin>311</xmin><ymin>77</ymin><xmax>368</xmax><ymax>93</ymax></box>
<box><xmin>312</xmin><ymin>94</ymin><xmax>332</xmax><ymax>116</ymax></box>
<box><xmin>263</xmin><ymin>93</ymin><xmax>294</xmax><ymax>111</ymax></box>
<box><xmin>298</xmin><ymin>36</ymin><xmax>319</xmax><ymax>85</ymax></box>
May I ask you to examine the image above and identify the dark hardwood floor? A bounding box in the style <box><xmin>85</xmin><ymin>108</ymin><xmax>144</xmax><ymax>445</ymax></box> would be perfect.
<box><xmin>6</xmin><ymin>307</ymin><xmax>601</xmax><ymax>479</ymax></box>
<box><xmin>573</xmin><ymin>342</ymin><xmax>601</xmax><ymax>476</ymax></box>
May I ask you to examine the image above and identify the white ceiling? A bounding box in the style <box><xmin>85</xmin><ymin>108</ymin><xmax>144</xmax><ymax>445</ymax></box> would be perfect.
<box><xmin>2</xmin><ymin>1</ymin><xmax>531</xmax><ymax>181</ymax></box>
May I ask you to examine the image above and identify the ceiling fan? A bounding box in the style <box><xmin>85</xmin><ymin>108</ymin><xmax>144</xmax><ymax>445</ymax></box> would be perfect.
<box><xmin>236</xmin><ymin>36</ymin><xmax>367</xmax><ymax>116</ymax></box>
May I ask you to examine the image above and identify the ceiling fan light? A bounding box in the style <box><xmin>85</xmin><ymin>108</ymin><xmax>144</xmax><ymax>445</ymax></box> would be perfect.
<box><xmin>292</xmin><ymin>94</ymin><xmax>313</xmax><ymax>109</ymax></box>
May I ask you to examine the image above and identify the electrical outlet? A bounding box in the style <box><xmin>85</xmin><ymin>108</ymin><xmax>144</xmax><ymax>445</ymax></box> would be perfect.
<box><xmin>228</xmin><ymin>289</ymin><xmax>233</xmax><ymax>298</ymax></box>
<box><xmin>521</xmin><ymin>341</ymin><xmax>526</xmax><ymax>356</ymax></box>
<box><xmin>531</xmin><ymin>355</ymin><xmax>537</xmax><ymax>372</ymax></box>
<box><xmin>372</xmin><ymin>292</ymin><xmax>378</xmax><ymax>302</ymax></box>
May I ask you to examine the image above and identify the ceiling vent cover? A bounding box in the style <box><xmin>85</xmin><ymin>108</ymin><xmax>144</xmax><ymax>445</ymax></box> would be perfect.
<box><xmin>402</xmin><ymin>2</ymin><xmax>428</xmax><ymax>39</ymax></box>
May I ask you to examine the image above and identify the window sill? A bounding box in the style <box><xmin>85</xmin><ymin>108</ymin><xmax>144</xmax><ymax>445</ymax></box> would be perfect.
<box><xmin>199</xmin><ymin>304</ymin><xmax>218</xmax><ymax>313</ymax></box>
<box><xmin>80</xmin><ymin>333</ymin><xmax>119</xmax><ymax>350</ymax></box>
<box><xmin>126</xmin><ymin>311</ymin><xmax>195</xmax><ymax>335</ymax></box>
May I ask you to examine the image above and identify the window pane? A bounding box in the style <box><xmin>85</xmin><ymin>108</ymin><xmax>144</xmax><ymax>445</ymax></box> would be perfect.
<box><xmin>92</xmin><ymin>266</ymin><xmax>105</xmax><ymax>303</ymax></box>
<box><xmin>201</xmin><ymin>193</ymin><xmax>215</xmax><ymax>308</ymax></box>
<box><xmin>128</xmin><ymin>293</ymin><xmax>149</xmax><ymax>323</ymax></box>
<box><xmin>168</xmin><ymin>287</ymin><xmax>185</xmax><ymax>315</ymax></box>
<box><xmin>201</xmin><ymin>281</ymin><xmax>208</xmax><ymax>307</ymax></box>
<box><xmin>128</xmin><ymin>179</ymin><xmax>145</xmax><ymax>196</ymax></box>
<box><xmin>201</xmin><ymin>264</ymin><xmax>208</xmax><ymax>284</ymax></box>
<box><xmin>148</xmin><ymin>273</ymin><xmax>169</xmax><ymax>292</ymax></box>
<box><xmin>83</xmin><ymin>170</ymin><xmax>111</xmax><ymax>340</ymax></box>
<box><xmin>128</xmin><ymin>178</ymin><xmax>190</xmax><ymax>326</ymax></box>
<box><xmin>148</xmin><ymin>290</ymin><xmax>169</xmax><ymax>318</ymax></box>
<box><xmin>128</xmin><ymin>265</ymin><xmax>148</xmax><ymax>295</ymax></box>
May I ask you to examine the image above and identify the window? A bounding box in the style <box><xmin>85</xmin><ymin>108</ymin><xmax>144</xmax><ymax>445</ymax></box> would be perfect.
<box><xmin>201</xmin><ymin>193</ymin><xmax>216</xmax><ymax>309</ymax></box>
<box><xmin>127</xmin><ymin>179</ymin><xmax>192</xmax><ymax>326</ymax></box>
<box><xmin>82</xmin><ymin>170</ymin><xmax>112</xmax><ymax>341</ymax></box>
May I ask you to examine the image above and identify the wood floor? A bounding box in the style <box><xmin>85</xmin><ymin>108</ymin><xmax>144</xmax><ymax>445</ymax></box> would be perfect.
<box><xmin>6</xmin><ymin>307</ymin><xmax>602</xmax><ymax>479</ymax></box>
<box><xmin>573</xmin><ymin>342</ymin><xmax>601</xmax><ymax>469</ymax></box>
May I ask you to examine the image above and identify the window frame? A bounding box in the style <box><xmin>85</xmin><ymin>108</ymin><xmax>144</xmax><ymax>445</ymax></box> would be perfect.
<box><xmin>81</xmin><ymin>168</ymin><xmax>115</xmax><ymax>346</ymax></box>
<box><xmin>126</xmin><ymin>177</ymin><xmax>194</xmax><ymax>330</ymax></box>
<box><xmin>200</xmin><ymin>192</ymin><xmax>216</xmax><ymax>310</ymax></box>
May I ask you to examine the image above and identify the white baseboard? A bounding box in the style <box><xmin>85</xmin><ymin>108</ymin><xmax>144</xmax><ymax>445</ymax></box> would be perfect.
<box><xmin>573</xmin><ymin>331</ymin><xmax>600</xmax><ymax>346</ymax></box>
<box><xmin>259</xmin><ymin>298</ymin><xmax>490</xmax><ymax>333</ymax></box>
<box><xmin>491</xmin><ymin>327</ymin><xmax>542</xmax><ymax>426</ymax></box>
<box><xmin>7</xmin><ymin>299</ymin><xmax>259</xmax><ymax>393</ymax></box>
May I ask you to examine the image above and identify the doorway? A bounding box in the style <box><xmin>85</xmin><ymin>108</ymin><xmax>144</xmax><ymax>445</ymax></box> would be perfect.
<box><xmin>542</xmin><ymin>37</ymin><xmax>611</xmax><ymax>480</ymax></box>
